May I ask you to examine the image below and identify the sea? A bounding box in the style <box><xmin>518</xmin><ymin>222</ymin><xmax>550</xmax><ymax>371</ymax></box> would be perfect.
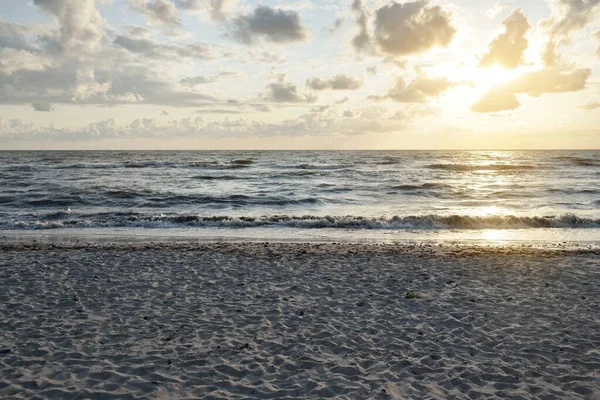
<box><xmin>1</xmin><ymin>150</ymin><xmax>599</xmax><ymax>244</ymax></box>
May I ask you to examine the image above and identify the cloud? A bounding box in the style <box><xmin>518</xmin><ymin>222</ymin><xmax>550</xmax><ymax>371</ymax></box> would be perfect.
<box><xmin>578</xmin><ymin>101</ymin><xmax>600</xmax><ymax>110</ymax></box>
<box><xmin>0</xmin><ymin>62</ymin><xmax>215</xmax><ymax>107</ymax></box>
<box><xmin>127</xmin><ymin>0</ymin><xmax>180</xmax><ymax>26</ymax></box>
<box><xmin>310</xmin><ymin>105</ymin><xmax>330</xmax><ymax>113</ymax></box>
<box><xmin>181</xmin><ymin>76</ymin><xmax>219</xmax><ymax>85</ymax></box>
<box><xmin>264</xmin><ymin>73</ymin><xmax>316</xmax><ymax>103</ymax></box>
<box><xmin>126</xmin><ymin>26</ymin><xmax>153</xmax><ymax>38</ymax></box>
<box><xmin>176</xmin><ymin>0</ymin><xmax>237</xmax><ymax>21</ymax></box>
<box><xmin>229</xmin><ymin>6</ymin><xmax>308</xmax><ymax>44</ymax></box>
<box><xmin>209</xmin><ymin>0</ymin><xmax>236</xmax><ymax>20</ymax></box>
<box><xmin>545</xmin><ymin>0</ymin><xmax>600</xmax><ymax>40</ymax></box>
<box><xmin>0</xmin><ymin>48</ymin><xmax>53</xmax><ymax>74</ymax></box>
<box><xmin>351</xmin><ymin>0</ymin><xmax>371</xmax><ymax>53</ymax></box>
<box><xmin>471</xmin><ymin>88</ymin><xmax>519</xmax><ymax>113</ymax></box>
<box><xmin>508</xmin><ymin>67</ymin><xmax>590</xmax><ymax>96</ymax></box>
<box><xmin>306</xmin><ymin>74</ymin><xmax>363</xmax><ymax>91</ymax></box>
<box><xmin>596</xmin><ymin>31</ymin><xmax>600</xmax><ymax>58</ymax></box>
<box><xmin>0</xmin><ymin>21</ymin><xmax>44</xmax><ymax>52</ymax></box>
<box><xmin>336</xmin><ymin>97</ymin><xmax>349</xmax><ymax>104</ymax></box>
<box><xmin>33</xmin><ymin>0</ymin><xmax>105</xmax><ymax>57</ymax></box>
<box><xmin>1</xmin><ymin>106</ymin><xmax>421</xmax><ymax>141</ymax></box>
<box><xmin>541</xmin><ymin>0</ymin><xmax>600</xmax><ymax>65</ymax></box>
<box><xmin>0</xmin><ymin>0</ymin><xmax>229</xmax><ymax>112</ymax></box>
<box><xmin>472</xmin><ymin>67</ymin><xmax>591</xmax><ymax>112</ymax></box>
<box><xmin>113</xmin><ymin>35</ymin><xmax>158</xmax><ymax>53</ymax></box>
<box><xmin>32</xmin><ymin>101</ymin><xmax>54</xmax><ymax>112</ymax></box>
<box><xmin>323</xmin><ymin>17</ymin><xmax>344</xmax><ymax>35</ymax></box>
<box><xmin>486</xmin><ymin>2</ymin><xmax>508</xmax><ymax>19</ymax></box>
<box><xmin>195</xmin><ymin>109</ymin><xmax>244</xmax><ymax>115</ymax></box>
<box><xmin>72</xmin><ymin>68</ymin><xmax>112</xmax><ymax>101</ymax></box>
<box><xmin>113</xmin><ymin>34</ymin><xmax>214</xmax><ymax>60</ymax></box>
<box><xmin>367</xmin><ymin>66</ymin><xmax>377</xmax><ymax>75</ymax></box>
<box><xmin>386</xmin><ymin>75</ymin><xmax>457</xmax><ymax>103</ymax></box>
<box><xmin>180</xmin><ymin>72</ymin><xmax>236</xmax><ymax>85</ymax></box>
<box><xmin>373</xmin><ymin>1</ymin><xmax>456</xmax><ymax>56</ymax></box>
<box><xmin>479</xmin><ymin>9</ymin><xmax>530</xmax><ymax>69</ymax></box>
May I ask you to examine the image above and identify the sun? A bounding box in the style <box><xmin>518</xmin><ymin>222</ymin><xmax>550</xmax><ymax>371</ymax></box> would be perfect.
<box><xmin>442</xmin><ymin>62</ymin><xmax>525</xmax><ymax>92</ymax></box>
<box><xmin>472</xmin><ymin>66</ymin><xmax>520</xmax><ymax>88</ymax></box>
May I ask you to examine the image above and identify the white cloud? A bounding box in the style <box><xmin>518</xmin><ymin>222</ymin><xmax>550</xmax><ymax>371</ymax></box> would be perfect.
<box><xmin>176</xmin><ymin>0</ymin><xmax>237</xmax><ymax>21</ymax></box>
<box><xmin>479</xmin><ymin>9</ymin><xmax>530</xmax><ymax>69</ymax></box>
<box><xmin>33</xmin><ymin>0</ymin><xmax>105</xmax><ymax>57</ymax></box>
<box><xmin>0</xmin><ymin>48</ymin><xmax>53</xmax><ymax>74</ymax></box>
<box><xmin>72</xmin><ymin>68</ymin><xmax>112</xmax><ymax>101</ymax></box>
<box><xmin>113</xmin><ymin>34</ymin><xmax>215</xmax><ymax>60</ymax></box>
<box><xmin>541</xmin><ymin>0</ymin><xmax>600</xmax><ymax>66</ymax></box>
<box><xmin>127</xmin><ymin>0</ymin><xmax>181</xmax><ymax>26</ymax></box>
<box><xmin>472</xmin><ymin>67</ymin><xmax>591</xmax><ymax>113</ymax></box>
<box><xmin>578</xmin><ymin>101</ymin><xmax>600</xmax><ymax>110</ymax></box>
<box><xmin>0</xmin><ymin>106</ymin><xmax>424</xmax><ymax>141</ymax></box>
<box><xmin>383</xmin><ymin>75</ymin><xmax>458</xmax><ymax>103</ymax></box>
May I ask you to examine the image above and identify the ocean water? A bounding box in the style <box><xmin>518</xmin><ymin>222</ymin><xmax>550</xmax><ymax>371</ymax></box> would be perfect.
<box><xmin>1</xmin><ymin>150</ymin><xmax>599</xmax><ymax>243</ymax></box>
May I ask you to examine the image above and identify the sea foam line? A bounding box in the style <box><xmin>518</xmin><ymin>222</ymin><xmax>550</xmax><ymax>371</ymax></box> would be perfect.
<box><xmin>3</xmin><ymin>214</ymin><xmax>600</xmax><ymax>230</ymax></box>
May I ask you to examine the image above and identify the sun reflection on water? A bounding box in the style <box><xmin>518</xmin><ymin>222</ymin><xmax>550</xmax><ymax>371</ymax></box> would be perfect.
<box><xmin>481</xmin><ymin>229</ymin><xmax>513</xmax><ymax>242</ymax></box>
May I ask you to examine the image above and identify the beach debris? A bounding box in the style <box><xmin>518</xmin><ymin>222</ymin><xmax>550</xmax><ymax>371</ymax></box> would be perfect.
<box><xmin>405</xmin><ymin>291</ymin><xmax>421</xmax><ymax>299</ymax></box>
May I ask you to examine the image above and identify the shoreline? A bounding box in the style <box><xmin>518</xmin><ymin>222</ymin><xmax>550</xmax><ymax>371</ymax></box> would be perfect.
<box><xmin>1</xmin><ymin>235</ymin><xmax>600</xmax><ymax>256</ymax></box>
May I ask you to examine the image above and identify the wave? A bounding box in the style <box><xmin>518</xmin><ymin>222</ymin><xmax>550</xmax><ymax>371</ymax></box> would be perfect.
<box><xmin>553</xmin><ymin>156</ymin><xmax>600</xmax><ymax>167</ymax></box>
<box><xmin>546</xmin><ymin>188</ymin><xmax>600</xmax><ymax>195</ymax></box>
<box><xmin>2</xmin><ymin>193</ymin><xmax>327</xmax><ymax>209</ymax></box>
<box><xmin>4</xmin><ymin>213</ymin><xmax>600</xmax><ymax>230</ymax></box>
<box><xmin>55</xmin><ymin>161</ymin><xmax>254</xmax><ymax>170</ymax></box>
<box><xmin>426</xmin><ymin>164</ymin><xmax>535</xmax><ymax>172</ymax></box>
<box><xmin>191</xmin><ymin>175</ymin><xmax>244</xmax><ymax>180</ymax></box>
<box><xmin>231</xmin><ymin>159</ymin><xmax>254</xmax><ymax>166</ymax></box>
<box><xmin>392</xmin><ymin>183</ymin><xmax>449</xmax><ymax>190</ymax></box>
<box><xmin>295</xmin><ymin>164</ymin><xmax>351</xmax><ymax>170</ymax></box>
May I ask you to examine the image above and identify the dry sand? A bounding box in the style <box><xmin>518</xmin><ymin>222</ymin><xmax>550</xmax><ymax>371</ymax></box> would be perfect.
<box><xmin>1</xmin><ymin>241</ymin><xmax>599</xmax><ymax>399</ymax></box>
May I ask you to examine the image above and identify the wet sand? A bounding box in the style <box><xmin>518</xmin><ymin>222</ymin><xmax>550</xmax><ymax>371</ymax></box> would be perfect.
<box><xmin>1</xmin><ymin>241</ymin><xmax>599</xmax><ymax>399</ymax></box>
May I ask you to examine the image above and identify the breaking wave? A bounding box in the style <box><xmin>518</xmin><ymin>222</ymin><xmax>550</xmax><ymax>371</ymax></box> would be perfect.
<box><xmin>3</xmin><ymin>213</ymin><xmax>600</xmax><ymax>230</ymax></box>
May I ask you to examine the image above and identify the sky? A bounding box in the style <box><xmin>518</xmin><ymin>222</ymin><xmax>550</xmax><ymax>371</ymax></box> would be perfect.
<box><xmin>0</xmin><ymin>0</ymin><xmax>599</xmax><ymax>150</ymax></box>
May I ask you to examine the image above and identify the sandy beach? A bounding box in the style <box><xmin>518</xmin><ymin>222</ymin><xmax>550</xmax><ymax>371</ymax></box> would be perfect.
<box><xmin>1</xmin><ymin>241</ymin><xmax>599</xmax><ymax>399</ymax></box>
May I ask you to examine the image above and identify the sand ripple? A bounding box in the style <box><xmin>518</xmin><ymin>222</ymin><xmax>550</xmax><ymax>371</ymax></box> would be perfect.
<box><xmin>0</xmin><ymin>243</ymin><xmax>599</xmax><ymax>398</ymax></box>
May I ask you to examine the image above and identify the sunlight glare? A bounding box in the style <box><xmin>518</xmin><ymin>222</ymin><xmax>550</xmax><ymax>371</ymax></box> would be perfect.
<box><xmin>470</xmin><ymin>66</ymin><xmax>521</xmax><ymax>90</ymax></box>
<box><xmin>481</xmin><ymin>229</ymin><xmax>512</xmax><ymax>242</ymax></box>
